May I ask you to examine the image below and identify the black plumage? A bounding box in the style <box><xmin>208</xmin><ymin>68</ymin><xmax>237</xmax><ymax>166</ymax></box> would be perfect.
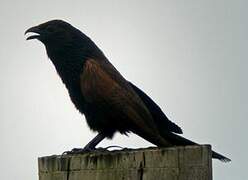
<box><xmin>25</xmin><ymin>20</ymin><xmax>230</xmax><ymax>162</ymax></box>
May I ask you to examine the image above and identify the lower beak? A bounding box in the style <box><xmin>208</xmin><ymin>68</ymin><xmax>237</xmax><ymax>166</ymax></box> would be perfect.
<box><xmin>25</xmin><ymin>26</ymin><xmax>41</xmax><ymax>40</ymax></box>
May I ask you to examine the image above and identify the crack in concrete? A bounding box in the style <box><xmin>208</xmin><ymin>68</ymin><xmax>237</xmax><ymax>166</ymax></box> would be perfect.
<box><xmin>66</xmin><ymin>158</ymin><xmax>71</xmax><ymax>180</ymax></box>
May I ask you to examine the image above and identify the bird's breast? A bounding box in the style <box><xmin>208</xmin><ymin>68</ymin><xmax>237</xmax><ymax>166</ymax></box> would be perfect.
<box><xmin>50</xmin><ymin>56</ymin><xmax>87</xmax><ymax>113</ymax></box>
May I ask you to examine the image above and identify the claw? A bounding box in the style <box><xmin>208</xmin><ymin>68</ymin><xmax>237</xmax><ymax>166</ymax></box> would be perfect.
<box><xmin>62</xmin><ymin>147</ymin><xmax>94</xmax><ymax>155</ymax></box>
<box><xmin>61</xmin><ymin>145</ymin><xmax>125</xmax><ymax>155</ymax></box>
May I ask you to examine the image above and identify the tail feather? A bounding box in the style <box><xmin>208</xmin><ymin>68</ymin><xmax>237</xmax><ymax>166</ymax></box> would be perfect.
<box><xmin>162</xmin><ymin>132</ymin><xmax>231</xmax><ymax>162</ymax></box>
<box><xmin>212</xmin><ymin>151</ymin><xmax>231</xmax><ymax>162</ymax></box>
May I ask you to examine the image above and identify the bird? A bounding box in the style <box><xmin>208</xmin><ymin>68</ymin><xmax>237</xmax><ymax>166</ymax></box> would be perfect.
<box><xmin>25</xmin><ymin>19</ymin><xmax>230</xmax><ymax>162</ymax></box>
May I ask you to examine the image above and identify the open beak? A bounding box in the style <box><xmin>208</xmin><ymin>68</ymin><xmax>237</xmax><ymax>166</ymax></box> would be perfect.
<box><xmin>25</xmin><ymin>26</ymin><xmax>41</xmax><ymax>40</ymax></box>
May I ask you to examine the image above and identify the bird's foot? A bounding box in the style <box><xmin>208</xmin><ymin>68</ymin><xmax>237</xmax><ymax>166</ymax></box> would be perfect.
<box><xmin>91</xmin><ymin>145</ymin><xmax>124</xmax><ymax>152</ymax></box>
<box><xmin>62</xmin><ymin>146</ymin><xmax>124</xmax><ymax>155</ymax></box>
<box><xmin>62</xmin><ymin>147</ymin><xmax>95</xmax><ymax>155</ymax></box>
<box><xmin>99</xmin><ymin>145</ymin><xmax>124</xmax><ymax>150</ymax></box>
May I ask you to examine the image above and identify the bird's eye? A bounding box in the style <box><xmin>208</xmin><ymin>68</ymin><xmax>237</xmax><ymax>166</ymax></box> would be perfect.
<box><xmin>46</xmin><ymin>25</ymin><xmax>55</xmax><ymax>33</ymax></box>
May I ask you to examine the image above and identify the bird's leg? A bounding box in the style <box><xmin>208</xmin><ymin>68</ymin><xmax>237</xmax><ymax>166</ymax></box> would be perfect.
<box><xmin>63</xmin><ymin>132</ymin><xmax>106</xmax><ymax>155</ymax></box>
<box><xmin>83</xmin><ymin>132</ymin><xmax>106</xmax><ymax>150</ymax></box>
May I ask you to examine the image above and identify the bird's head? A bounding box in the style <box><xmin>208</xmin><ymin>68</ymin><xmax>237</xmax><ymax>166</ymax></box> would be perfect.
<box><xmin>25</xmin><ymin>20</ymin><xmax>104</xmax><ymax>63</ymax></box>
<box><xmin>25</xmin><ymin>20</ymin><xmax>85</xmax><ymax>46</ymax></box>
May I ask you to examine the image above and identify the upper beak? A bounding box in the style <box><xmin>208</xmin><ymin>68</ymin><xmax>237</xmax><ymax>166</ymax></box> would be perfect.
<box><xmin>25</xmin><ymin>26</ymin><xmax>41</xmax><ymax>40</ymax></box>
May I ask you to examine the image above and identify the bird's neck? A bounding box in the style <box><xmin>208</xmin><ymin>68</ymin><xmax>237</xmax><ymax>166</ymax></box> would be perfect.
<box><xmin>45</xmin><ymin>42</ymin><xmax>106</xmax><ymax>86</ymax></box>
<box><xmin>48</xmin><ymin>49</ymin><xmax>83</xmax><ymax>84</ymax></box>
<box><xmin>44</xmin><ymin>42</ymin><xmax>107</xmax><ymax>114</ymax></box>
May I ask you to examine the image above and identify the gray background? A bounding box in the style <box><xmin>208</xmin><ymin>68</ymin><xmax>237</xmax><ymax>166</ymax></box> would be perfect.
<box><xmin>0</xmin><ymin>0</ymin><xmax>246</xmax><ymax>179</ymax></box>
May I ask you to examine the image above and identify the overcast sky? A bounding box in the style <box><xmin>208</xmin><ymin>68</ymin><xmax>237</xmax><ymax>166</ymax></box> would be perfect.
<box><xmin>0</xmin><ymin>0</ymin><xmax>247</xmax><ymax>179</ymax></box>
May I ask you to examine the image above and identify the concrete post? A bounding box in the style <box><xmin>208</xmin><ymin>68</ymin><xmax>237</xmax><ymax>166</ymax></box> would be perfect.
<box><xmin>38</xmin><ymin>145</ymin><xmax>212</xmax><ymax>180</ymax></box>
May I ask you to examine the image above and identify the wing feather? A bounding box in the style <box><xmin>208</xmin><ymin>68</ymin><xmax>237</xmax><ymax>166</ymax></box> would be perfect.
<box><xmin>80</xmin><ymin>59</ymin><xmax>157</xmax><ymax>134</ymax></box>
<box><xmin>80</xmin><ymin>59</ymin><xmax>172</xmax><ymax>146</ymax></box>
<box><xmin>129</xmin><ymin>82</ymin><xmax>183</xmax><ymax>134</ymax></box>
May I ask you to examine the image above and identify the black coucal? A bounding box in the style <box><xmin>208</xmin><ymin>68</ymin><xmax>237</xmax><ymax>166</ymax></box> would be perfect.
<box><xmin>25</xmin><ymin>20</ymin><xmax>230</xmax><ymax>162</ymax></box>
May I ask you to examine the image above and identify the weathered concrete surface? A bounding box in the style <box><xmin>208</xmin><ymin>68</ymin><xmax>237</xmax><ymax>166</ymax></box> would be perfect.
<box><xmin>38</xmin><ymin>145</ymin><xmax>212</xmax><ymax>180</ymax></box>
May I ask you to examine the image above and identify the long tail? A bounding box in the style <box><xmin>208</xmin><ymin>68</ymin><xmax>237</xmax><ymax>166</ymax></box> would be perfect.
<box><xmin>162</xmin><ymin>132</ymin><xmax>231</xmax><ymax>162</ymax></box>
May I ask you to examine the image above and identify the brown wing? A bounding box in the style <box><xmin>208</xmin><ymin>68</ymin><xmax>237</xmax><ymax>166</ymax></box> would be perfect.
<box><xmin>80</xmin><ymin>59</ymin><xmax>171</xmax><ymax>146</ymax></box>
